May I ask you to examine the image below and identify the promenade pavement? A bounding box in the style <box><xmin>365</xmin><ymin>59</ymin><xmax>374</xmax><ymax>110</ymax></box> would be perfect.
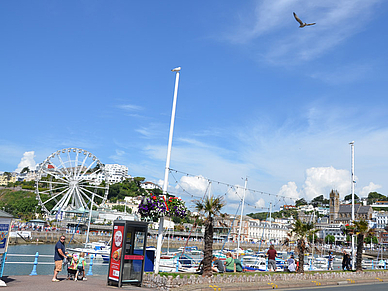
<box><xmin>1</xmin><ymin>275</ymin><xmax>154</xmax><ymax>291</ymax></box>
<box><xmin>3</xmin><ymin>272</ymin><xmax>388</xmax><ymax>290</ymax></box>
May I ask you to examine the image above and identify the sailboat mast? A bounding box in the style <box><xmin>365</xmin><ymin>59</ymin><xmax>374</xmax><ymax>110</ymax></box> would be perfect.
<box><xmin>269</xmin><ymin>202</ymin><xmax>272</xmax><ymax>243</ymax></box>
<box><xmin>85</xmin><ymin>192</ymin><xmax>95</xmax><ymax>247</ymax></box>
<box><xmin>237</xmin><ymin>178</ymin><xmax>247</xmax><ymax>258</ymax></box>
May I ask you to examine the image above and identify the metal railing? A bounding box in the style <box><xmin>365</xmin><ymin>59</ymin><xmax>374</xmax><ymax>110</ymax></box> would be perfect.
<box><xmin>4</xmin><ymin>252</ymin><xmax>108</xmax><ymax>276</ymax></box>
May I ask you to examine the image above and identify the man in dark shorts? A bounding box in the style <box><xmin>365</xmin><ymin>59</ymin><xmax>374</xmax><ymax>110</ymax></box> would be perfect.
<box><xmin>211</xmin><ymin>255</ymin><xmax>224</xmax><ymax>273</ymax></box>
<box><xmin>52</xmin><ymin>235</ymin><xmax>67</xmax><ymax>282</ymax></box>
<box><xmin>266</xmin><ymin>244</ymin><xmax>277</xmax><ymax>271</ymax></box>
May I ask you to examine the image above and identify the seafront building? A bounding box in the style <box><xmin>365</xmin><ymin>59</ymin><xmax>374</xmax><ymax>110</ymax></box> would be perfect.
<box><xmin>141</xmin><ymin>181</ymin><xmax>162</xmax><ymax>191</ymax></box>
<box><xmin>86</xmin><ymin>163</ymin><xmax>130</xmax><ymax>185</ymax></box>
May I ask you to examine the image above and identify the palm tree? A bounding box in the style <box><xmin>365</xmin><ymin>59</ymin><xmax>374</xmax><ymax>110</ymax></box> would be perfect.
<box><xmin>291</xmin><ymin>219</ymin><xmax>316</xmax><ymax>273</ymax></box>
<box><xmin>195</xmin><ymin>195</ymin><xmax>225</xmax><ymax>277</ymax></box>
<box><xmin>352</xmin><ymin>219</ymin><xmax>373</xmax><ymax>271</ymax></box>
<box><xmin>3</xmin><ymin>172</ymin><xmax>12</xmax><ymax>181</ymax></box>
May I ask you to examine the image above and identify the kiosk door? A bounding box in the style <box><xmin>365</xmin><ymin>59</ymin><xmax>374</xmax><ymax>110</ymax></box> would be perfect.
<box><xmin>121</xmin><ymin>226</ymin><xmax>147</xmax><ymax>285</ymax></box>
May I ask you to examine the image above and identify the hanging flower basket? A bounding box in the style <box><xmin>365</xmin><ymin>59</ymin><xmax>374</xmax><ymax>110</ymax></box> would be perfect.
<box><xmin>138</xmin><ymin>194</ymin><xmax>188</xmax><ymax>221</ymax></box>
<box><xmin>166</xmin><ymin>197</ymin><xmax>188</xmax><ymax>219</ymax></box>
<box><xmin>138</xmin><ymin>194</ymin><xmax>167</xmax><ymax>221</ymax></box>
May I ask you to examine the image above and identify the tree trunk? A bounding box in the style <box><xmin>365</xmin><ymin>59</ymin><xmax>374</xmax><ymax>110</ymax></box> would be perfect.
<box><xmin>297</xmin><ymin>239</ymin><xmax>305</xmax><ymax>273</ymax></box>
<box><xmin>356</xmin><ymin>234</ymin><xmax>364</xmax><ymax>271</ymax></box>
<box><xmin>203</xmin><ymin>216</ymin><xmax>213</xmax><ymax>276</ymax></box>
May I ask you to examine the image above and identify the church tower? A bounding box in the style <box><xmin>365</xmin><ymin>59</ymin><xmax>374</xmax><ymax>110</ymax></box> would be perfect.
<box><xmin>329</xmin><ymin>190</ymin><xmax>339</xmax><ymax>223</ymax></box>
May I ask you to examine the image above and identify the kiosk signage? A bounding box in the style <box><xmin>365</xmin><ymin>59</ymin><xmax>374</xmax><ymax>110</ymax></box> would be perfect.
<box><xmin>0</xmin><ymin>218</ymin><xmax>11</xmax><ymax>254</ymax></box>
<box><xmin>108</xmin><ymin>224</ymin><xmax>124</xmax><ymax>281</ymax></box>
<box><xmin>107</xmin><ymin>220</ymin><xmax>148</xmax><ymax>287</ymax></box>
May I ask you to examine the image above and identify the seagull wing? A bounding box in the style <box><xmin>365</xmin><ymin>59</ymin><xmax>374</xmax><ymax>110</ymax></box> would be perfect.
<box><xmin>293</xmin><ymin>12</ymin><xmax>304</xmax><ymax>25</ymax></box>
<box><xmin>305</xmin><ymin>22</ymin><xmax>316</xmax><ymax>26</ymax></box>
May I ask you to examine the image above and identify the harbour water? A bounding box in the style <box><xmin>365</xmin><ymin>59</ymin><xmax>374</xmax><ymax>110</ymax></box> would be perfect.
<box><xmin>4</xmin><ymin>244</ymin><xmax>382</xmax><ymax>276</ymax></box>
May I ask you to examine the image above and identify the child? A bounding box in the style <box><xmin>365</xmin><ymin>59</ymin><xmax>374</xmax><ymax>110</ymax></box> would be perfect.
<box><xmin>75</xmin><ymin>252</ymin><xmax>87</xmax><ymax>281</ymax></box>
<box><xmin>66</xmin><ymin>253</ymin><xmax>77</xmax><ymax>280</ymax></box>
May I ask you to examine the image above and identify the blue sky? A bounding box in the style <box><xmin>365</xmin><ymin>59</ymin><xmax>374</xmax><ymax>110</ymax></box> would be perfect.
<box><xmin>1</xmin><ymin>1</ymin><xmax>388</xmax><ymax>214</ymax></box>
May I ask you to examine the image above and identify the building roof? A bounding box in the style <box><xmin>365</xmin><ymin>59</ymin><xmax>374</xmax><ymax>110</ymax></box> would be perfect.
<box><xmin>0</xmin><ymin>209</ymin><xmax>13</xmax><ymax>218</ymax></box>
<box><xmin>338</xmin><ymin>204</ymin><xmax>371</xmax><ymax>214</ymax></box>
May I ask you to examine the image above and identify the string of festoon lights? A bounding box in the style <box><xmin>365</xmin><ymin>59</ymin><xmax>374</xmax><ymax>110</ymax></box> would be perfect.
<box><xmin>168</xmin><ymin>168</ymin><xmax>298</xmax><ymax>211</ymax></box>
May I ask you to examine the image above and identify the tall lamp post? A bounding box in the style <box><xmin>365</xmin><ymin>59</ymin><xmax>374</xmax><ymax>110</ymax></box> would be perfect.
<box><xmin>154</xmin><ymin>67</ymin><xmax>181</xmax><ymax>274</ymax></box>
<box><xmin>350</xmin><ymin>141</ymin><xmax>355</xmax><ymax>270</ymax></box>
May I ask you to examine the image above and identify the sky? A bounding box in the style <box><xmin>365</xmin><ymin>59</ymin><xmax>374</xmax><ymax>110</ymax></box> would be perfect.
<box><xmin>1</xmin><ymin>1</ymin><xmax>388</xmax><ymax>215</ymax></box>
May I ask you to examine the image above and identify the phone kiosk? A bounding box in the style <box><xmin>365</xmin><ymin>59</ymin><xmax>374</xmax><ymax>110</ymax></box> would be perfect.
<box><xmin>107</xmin><ymin>220</ymin><xmax>148</xmax><ymax>287</ymax></box>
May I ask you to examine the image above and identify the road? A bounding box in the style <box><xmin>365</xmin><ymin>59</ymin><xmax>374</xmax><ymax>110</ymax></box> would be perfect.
<box><xmin>278</xmin><ymin>282</ymin><xmax>388</xmax><ymax>291</ymax></box>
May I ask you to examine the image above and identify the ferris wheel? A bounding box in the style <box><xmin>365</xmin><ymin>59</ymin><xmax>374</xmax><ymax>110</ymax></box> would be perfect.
<box><xmin>35</xmin><ymin>148</ymin><xmax>109</xmax><ymax>216</ymax></box>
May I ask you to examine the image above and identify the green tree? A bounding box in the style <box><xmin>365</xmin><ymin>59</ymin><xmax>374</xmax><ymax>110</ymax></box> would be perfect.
<box><xmin>311</xmin><ymin>195</ymin><xmax>329</xmax><ymax>206</ymax></box>
<box><xmin>133</xmin><ymin>177</ymin><xmax>145</xmax><ymax>188</ymax></box>
<box><xmin>325</xmin><ymin>234</ymin><xmax>335</xmax><ymax>244</ymax></box>
<box><xmin>295</xmin><ymin>198</ymin><xmax>308</xmax><ymax>207</ymax></box>
<box><xmin>3</xmin><ymin>172</ymin><xmax>12</xmax><ymax>181</ymax></box>
<box><xmin>352</xmin><ymin>220</ymin><xmax>374</xmax><ymax>271</ymax></box>
<box><xmin>367</xmin><ymin>192</ymin><xmax>388</xmax><ymax>204</ymax></box>
<box><xmin>195</xmin><ymin>195</ymin><xmax>225</xmax><ymax>277</ymax></box>
<box><xmin>112</xmin><ymin>205</ymin><xmax>132</xmax><ymax>214</ymax></box>
<box><xmin>364</xmin><ymin>236</ymin><xmax>378</xmax><ymax>244</ymax></box>
<box><xmin>291</xmin><ymin>219</ymin><xmax>316</xmax><ymax>273</ymax></box>
<box><xmin>344</xmin><ymin>193</ymin><xmax>359</xmax><ymax>202</ymax></box>
<box><xmin>20</xmin><ymin>167</ymin><xmax>30</xmax><ymax>174</ymax></box>
<box><xmin>107</xmin><ymin>178</ymin><xmax>147</xmax><ymax>202</ymax></box>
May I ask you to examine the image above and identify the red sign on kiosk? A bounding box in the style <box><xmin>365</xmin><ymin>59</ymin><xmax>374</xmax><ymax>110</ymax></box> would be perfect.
<box><xmin>108</xmin><ymin>224</ymin><xmax>124</xmax><ymax>281</ymax></box>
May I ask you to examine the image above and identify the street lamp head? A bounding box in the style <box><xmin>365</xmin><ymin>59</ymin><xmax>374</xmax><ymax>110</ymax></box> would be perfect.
<box><xmin>349</xmin><ymin>141</ymin><xmax>354</xmax><ymax>145</ymax></box>
<box><xmin>171</xmin><ymin>67</ymin><xmax>181</xmax><ymax>72</ymax></box>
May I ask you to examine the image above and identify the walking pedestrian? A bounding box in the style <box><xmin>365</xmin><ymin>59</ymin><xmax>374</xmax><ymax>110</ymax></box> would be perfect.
<box><xmin>345</xmin><ymin>252</ymin><xmax>351</xmax><ymax>270</ymax></box>
<box><xmin>266</xmin><ymin>245</ymin><xmax>277</xmax><ymax>271</ymax></box>
<box><xmin>52</xmin><ymin>235</ymin><xmax>67</xmax><ymax>282</ymax></box>
<box><xmin>342</xmin><ymin>250</ymin><xmax>347</xmax><ymax>271</ymax></box>
<box><xmin>328</xmin><ymin>252</ymin><xmax>334</xmax><ymax>270</ymax></box>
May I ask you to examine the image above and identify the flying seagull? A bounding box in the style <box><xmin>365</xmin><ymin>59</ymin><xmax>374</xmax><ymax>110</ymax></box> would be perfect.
<box><xmin>293</xmin><ymin>12</ymin><xmax>316</xmax><ymax>28</ymax></box>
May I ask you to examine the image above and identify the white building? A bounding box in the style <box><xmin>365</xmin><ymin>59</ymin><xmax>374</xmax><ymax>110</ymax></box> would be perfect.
<box><xmin>150</xmin><ymin>217</ymin><xmax>175</xmax><ymax>230</ymax></box>
<box><xmin>298</xmin><ymin>204</ymin><xmax>314</xmax><ymax>212</ymax></box>
<box><xmin>248</xmin><ymin>219</ymin><xmax>289</xmax><ymax>243</ymax></box>
<box><xmin>95</xmin><ymin>210</ymin><xmax>139</xmax><ymax>224</ymax></box>
<box><xmin>141</xmin><ymin>181</ymin><xmax>162</xmax><ymax>191</ymax></box>
<box><xmin>375</xmin><ymin>212</ymin><xmax>388</xmax><ymax>229</ymax></box>
<box><xmin>85</xmin><ymin>164</ymin><xmax>129</xmax><ymax>185</ymax></box>
<box><xmin>104</xmin><ymin>196</ymin><xmax>142</xmax><ymax>214</ymax></box>
<box><xmin>105</xmin><ymin>164</ymin><xmax>129</xmax><ymax>184</ymax></box>
<box><xmin>316</xmin><ymin>223</ymin><xmax>346</xmax><ymax>242</ymax></box>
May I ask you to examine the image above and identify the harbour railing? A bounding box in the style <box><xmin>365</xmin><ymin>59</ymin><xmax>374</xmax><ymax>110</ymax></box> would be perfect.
<box><xmin>3</xmin><ymin>252</ymin><xmax>107</xmax><ymax>276</ymax></box>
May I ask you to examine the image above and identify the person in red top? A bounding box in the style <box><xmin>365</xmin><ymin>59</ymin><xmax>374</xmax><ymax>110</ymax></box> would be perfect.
<box><xmin>266</xmin><ymin>245</ymin><xmax>277</xmax><ymax>271</ymax></box>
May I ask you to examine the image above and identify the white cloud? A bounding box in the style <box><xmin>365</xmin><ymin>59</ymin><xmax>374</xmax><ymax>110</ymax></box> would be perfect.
<box><xmin>116</xmin><ymin>104</ymin><xmax>143</xmax><ymax>111</ymax></box>
<box><xmin>278</xmin><ymin>182</ymin><xmax>300</xmax><ymax>200</ymax></box>
<box><xmin>277</xmin><ymin>166</ymin><xmax>349</xmax><ymax>201</ymax></box>
<box><xmin>277</xmin><ymin>166</ymin><xmax>382</xmax><ymax>202</ymax></box>
<box><xmin>15</xmin><ymin>151</ymin><xmax>36</xmax><ymax>173</ymax></box>
<box><xmin>302</xmin><ymin>167</ymin><xmax>350</xmax><ymax>200</ymax></box>
<box><xmin>176</xmin><ymin>175</ymin><xmax>210</xmax><ymax>197</ymax></box>
<box><xmin>359</xmin><ymin>182</ymin><xmax>382</xmax><ymax>197</ymax></box>
<box><xmin>255</xmin><ymin>198</ymin><xmax>266</xmax><ymax>208</ymax></box>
